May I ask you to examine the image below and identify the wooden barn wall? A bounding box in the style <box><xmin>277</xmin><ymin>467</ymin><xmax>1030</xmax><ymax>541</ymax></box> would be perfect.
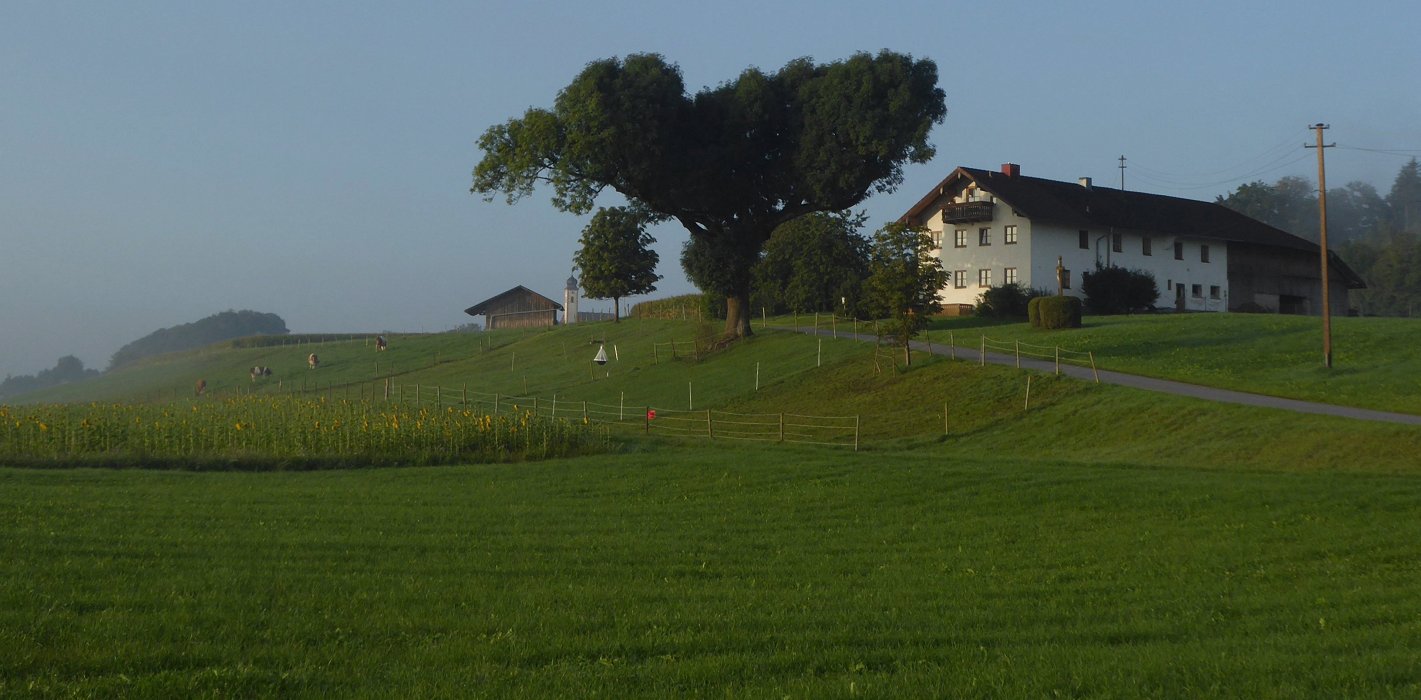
<box><xmin>488</xmin><ymin>310</ymin><xmax>557</xmax><ymax>330</ymax></box>
<box><xmin>1227</xmin><ymin>243</ymin><xmax>1351</xmax><ymax>316</ymax></box>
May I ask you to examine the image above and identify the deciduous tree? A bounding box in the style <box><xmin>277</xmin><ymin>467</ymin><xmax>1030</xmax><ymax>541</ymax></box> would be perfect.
<box><xmin>862</xmin><ymin>222</ymin><xmax>946</xmax><ymax>366</ymax></box>
<box><xmin>472</xmin><ymin>52</ymin><xmax>946</xmax><ymax>339</ymax></box>
<box><xmin>572</xmin><ymin>207</ymin><xmax>661</xmax><ymax>322</ymax></box>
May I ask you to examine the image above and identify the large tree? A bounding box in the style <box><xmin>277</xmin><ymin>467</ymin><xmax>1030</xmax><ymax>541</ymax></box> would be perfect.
<box><xmin>573</xmin><ymin>207</ymin><xmax>661</xmax><ymax>321</ymax></box>
<box><xmin>472</xmin><ymin>52</ymin><xmax>946</xmax><ymax>338</ymax></box>
<box><xmin>861</xmin><ymin>222</ymin><xmax>946</xmax><ymax>367</ymax></box>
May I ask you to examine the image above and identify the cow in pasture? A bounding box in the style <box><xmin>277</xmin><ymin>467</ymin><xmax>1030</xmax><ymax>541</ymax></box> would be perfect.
<box><xmin>195</xmin><ymin>379</ymin><xmax>207</xmax><ymax>396</ymax></box>
<box><xmin>250</xmin><ymin>366</ymin><xmax>272</xmax><ymax>382</ymax></box>
<box><xmin>308</xmin><ymin>353</ymin><xmax>319</xmax><ymax>369</ymax></box>
<box><xmin>375</xmin><ymin>335</ymin><xmax>387</xmax><ymax>352</ymax></box>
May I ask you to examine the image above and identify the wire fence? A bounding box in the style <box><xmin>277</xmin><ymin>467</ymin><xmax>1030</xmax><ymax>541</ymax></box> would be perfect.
<box><xmin>378</xmin><ymin>383</ymin><xmax>860</xmax><ymax>450</ymax></box>
<box><xmin>980</xmin><ymin>336</ymin><xmax>1099</xmax><ymax>382</ymax></box>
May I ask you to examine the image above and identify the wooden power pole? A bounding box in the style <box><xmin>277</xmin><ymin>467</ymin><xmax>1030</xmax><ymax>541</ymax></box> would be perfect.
<box><xmin>1306</xmin><ymin>123</ymin><xmax>1335</xmax><ymax>368</ymax></box>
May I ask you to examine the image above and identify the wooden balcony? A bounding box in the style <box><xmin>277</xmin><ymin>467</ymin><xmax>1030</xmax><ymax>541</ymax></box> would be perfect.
<box><xmin>942</xmin><ymin>201</ymin><xmax>994</xmax><ymax>224</ymax></box>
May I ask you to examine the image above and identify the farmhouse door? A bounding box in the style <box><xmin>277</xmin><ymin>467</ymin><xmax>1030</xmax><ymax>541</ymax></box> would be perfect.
<box><xmin>1175</xmin><ymin>284</ymin><xmax>1186</xmax><ymax>312</ymax></box>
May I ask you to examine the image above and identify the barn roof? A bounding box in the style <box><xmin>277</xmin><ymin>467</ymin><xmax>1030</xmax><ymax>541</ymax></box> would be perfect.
<box><xmin>463</xmin><ymin>285</ymin><xmax>563</xmax><ymax>316</ymax></box>
<box><xmin>902</xmin><ymin>166</ymin><xmax>1365</xmax><ymax>288</ymax></box>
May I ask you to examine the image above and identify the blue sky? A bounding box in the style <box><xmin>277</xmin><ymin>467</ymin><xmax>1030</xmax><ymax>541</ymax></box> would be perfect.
<box><xmin>2</xmin><ymin>0</ymin><xmax>1418</xmax><ymax>378</ymax></box>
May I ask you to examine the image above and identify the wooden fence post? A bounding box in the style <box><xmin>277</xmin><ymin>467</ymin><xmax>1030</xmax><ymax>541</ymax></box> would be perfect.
<box><xmin>1015</xmin><ymin>340</ymin><xmax>1021</xmax><ymax>369</ymax></box>
<box><xmin>707</xmin><ymin>410</ymin><xmax>713</xmax><ymax>439</ymax></box>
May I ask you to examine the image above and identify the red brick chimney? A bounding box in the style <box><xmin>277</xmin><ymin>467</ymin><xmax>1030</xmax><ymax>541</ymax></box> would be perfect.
<box><xmin>1001</xmin><ymin>163</ymin><xmax>1020</xmax><ymax>177</ymax></box>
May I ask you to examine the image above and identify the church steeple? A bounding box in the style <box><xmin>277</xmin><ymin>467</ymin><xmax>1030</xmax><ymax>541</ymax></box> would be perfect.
<box><xmin>563</xmin><ymin>268</ymin><xmax>579</xmax><ymax>325</ymax></box>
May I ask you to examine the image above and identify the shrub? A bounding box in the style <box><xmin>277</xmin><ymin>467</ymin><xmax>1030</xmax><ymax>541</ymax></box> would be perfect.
<box><xmin>1028</xmin><ymin>296</ymin><xmax>1042</xmax><ymax>326</ymax></box>
<box><xmin>976</xmin><ymin>284</ymin><xmax>1049</xmax><ymax>319</ymax></box>
<box><xmin>1035</xmin><ymin>296</ymin><xmax>1083</xmax><ymax>329</ymax></box>
<box><xmin>1081</xmin><ymin>265</ymin><xmax>1159</xmax><ymax>315</ymax></box>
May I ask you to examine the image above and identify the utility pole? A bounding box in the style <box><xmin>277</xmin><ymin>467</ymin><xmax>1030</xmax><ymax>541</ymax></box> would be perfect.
<box><xmin>1118</xmin><ymin>154</ymin><xmax>1127</xmax><ymax>190</ymax></box>
<box><xmin>1306</xmin><ymin>123</ymin><xmax>1335</xmax><ymax>368</ymax></box>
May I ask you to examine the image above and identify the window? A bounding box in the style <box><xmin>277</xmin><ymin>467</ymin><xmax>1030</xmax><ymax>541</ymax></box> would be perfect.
<box><xmin>1201</xmin><ymin>244</ymin><xmax>1211</xmax><ymax>263</ymax></box>
<box><xmin>1112</xmin><ymin>233</ymin><xmax>1123</xmax><ymax>253</ymax></box>
<box><xmin>1061</xmin><ymin>269</ymin><xmax>1071</xmax><ymax>289</ymax></box>
<box><xmin>978</xmin><ymin>227</ymin><xmax>991</xmax><ymax>246</ymax></box>
<box><xmin>931</xmin><ymin>230</ymin><xmax>943</xmax><ymax>249</ymax></box>
<box><xmin>954</xmin><ymin>270</ymin><xmax>966</xmax><ymax>289</ymax></box>
<box><xmin>1004</xmin><ymin>267</ymin><xmax>1018</xmax><ymax>285</ymax></box>
<box><xmin>1143</xmin><ymin>237</ymin><xmax>1152</xmax><ymax>256</ymax></box>
<box><xmin>954</xmin><ymin>229</ymin><xmax>967</xmax><ymax>248</ymax></box>
<box><xmin>1191</xmin><ymin>284</ymin><xmax>1203</xmax><ymax>298</ymax></box>
<box><xmin>1079</xmin><ymin>230</ymin><xmax>1090</xmax><ymax>249</ymax></box>
<box><xmin>1004</xmin><ymin>225</ymin><xmax>1018</xmax><ymax>244</ymax></box>
<box><xmin>978</xmin><ymin>269</ymin><xmax>992</xmax><ymax>288</ymax></box>
<box><xmin>1174</xmin><ymin>241</ymin><xmax>1184</xmax><ymax>260</ymax></box>
<box><xmin>1209</xmin><ymin>285</ymin><xmax>1221</xmax><ymax>299</ymax></box>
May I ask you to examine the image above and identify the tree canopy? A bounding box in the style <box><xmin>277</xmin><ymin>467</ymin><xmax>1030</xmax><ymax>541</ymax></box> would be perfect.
<box><xmin>572</xmin><ymin>207</ymin><xmax>661</xmax><ymax>321</ymax></box>
<box><xmin>473</xmin><ymin>51</ymin><xmax>946</xmax><ymax>338</ymax></box>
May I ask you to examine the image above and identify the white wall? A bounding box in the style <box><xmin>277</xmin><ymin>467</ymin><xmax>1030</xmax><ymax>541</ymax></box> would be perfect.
<box><xmin>921</xmin><ymin>184</ymin><xmax>1231</xmax><ymax>311</ymax></box>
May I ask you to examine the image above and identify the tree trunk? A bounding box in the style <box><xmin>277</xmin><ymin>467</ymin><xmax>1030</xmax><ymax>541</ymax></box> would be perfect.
<box><xmin>903</xmin><ymin>336</ymin><xmax>912</xmax><ymax>367</ymax></box>
<box><xmin>613</xmin><ymin>297</ymin><xmax>621</xmax><ymax>322</ymax></box>
<box><xmin>724</xmin><ymin>290</ymin><xmax>753</xmax><ymax>338</ymax></box>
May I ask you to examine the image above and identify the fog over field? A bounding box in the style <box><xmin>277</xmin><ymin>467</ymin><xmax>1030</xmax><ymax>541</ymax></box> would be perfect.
<box><xmin>3</xmin><ymin>0</ymin><xmax>1418</xmax><ymax>379</ymax></box>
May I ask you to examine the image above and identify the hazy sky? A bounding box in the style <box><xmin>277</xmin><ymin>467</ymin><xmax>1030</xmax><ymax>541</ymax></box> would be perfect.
<box><xmin>3</xmin><ymin>0</ymin><xmax>1419</xmax><ymax>378</ymax></box>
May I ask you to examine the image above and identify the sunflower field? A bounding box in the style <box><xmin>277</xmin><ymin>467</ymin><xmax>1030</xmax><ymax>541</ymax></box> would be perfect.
<box><xmin>0</xmin><ymin>397</ymin><xmax>606</xmax><ymax>469</ymax></box>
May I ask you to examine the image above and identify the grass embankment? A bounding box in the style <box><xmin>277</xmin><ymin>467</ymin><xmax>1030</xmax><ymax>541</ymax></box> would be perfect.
<box><xmin>3</xmin><ymin>453</ymin><xmax>1419</xmax><ymax>697</ymax></box>
<box><xmin>913</xmin><ymin>313</ymin><xmax>1421</xmax><ymax>415</ymax></box>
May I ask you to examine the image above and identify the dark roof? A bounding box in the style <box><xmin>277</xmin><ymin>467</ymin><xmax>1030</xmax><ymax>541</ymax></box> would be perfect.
<box><xmin>464</xmin><ymin>285</ymin><xmax>563</xmax><ymax>316</ymax></box>
<box><xmin>902</xmin><ymin>166</ymin><xmax>1365</xmax><ymax>288</ymax></box>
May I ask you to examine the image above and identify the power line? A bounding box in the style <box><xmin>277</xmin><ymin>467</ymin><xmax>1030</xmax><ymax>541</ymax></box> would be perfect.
<box><xmin>1128</xmin><ymin>138</ymin><xmax>1297</xmax><ymax>179</ymax></box>
<box><xmin>1128</xmin><ymin>152</ymin><xmax>1314</xmax><ymax>191</ymax></box>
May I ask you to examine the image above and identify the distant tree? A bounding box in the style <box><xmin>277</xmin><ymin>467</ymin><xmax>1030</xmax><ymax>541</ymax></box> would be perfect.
<box><xmin>1081</xmin><ymin>265</ymin><xmax>1159</xmax><ymax>315</ymax></box>
<box><xmin>1388</xmin><ymin>158</ymin><xmax>1421</xmax><ymax>233</ymax></box>
<box><xmin>752</xmin><ymin>211</ymin><xmax>870</xmax><ymax>316</ymax></box>
<box><xmin>472</xmin><ymin>51</ymin><xmax>946</xmax><ymax>339</ymax></box>
<box><xmin>0</xmin><ymin>355</ymin><xmax>100</xmax><ymax>400</ymax></box>
<box><xmin>109</xmin><ymin>310</ymin><xmax>288</xmax><ymax>370</ymax></box>
<box><xmin>1217</xmin><ymin>176</ymin><xmax>1317</xmax><ymax>240</ymax></box>
<box><xmin>573</xmin><ymin>207</ymin><xmax>661</xmax><ymax>322</ymax></box>
<box><xmin>862</xmin><ymin>222</ymin><xmax>947</xmax><ymax>367</ymax></box>
<box><xmin>1326</xmin><ymin>181</ymin><xmax>1389</xmax><ymax>245</ymax></box>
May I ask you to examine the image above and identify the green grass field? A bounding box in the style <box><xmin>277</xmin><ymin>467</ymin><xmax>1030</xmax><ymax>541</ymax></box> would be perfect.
<box><xmin>4</xmin><ymin>313</ymin><xmax>1421</xmax><ymax>696</ymax></box>
<box><xmin>4</xmin><ymin>451</ymin><xmax>1420</xmax><ymax>697</ymax></box>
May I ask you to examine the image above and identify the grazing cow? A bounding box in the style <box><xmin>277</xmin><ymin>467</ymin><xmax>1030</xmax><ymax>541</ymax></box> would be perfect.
<box><xmin>250</xmin><ymin>366</ymin><xmax>272</xmax><ymax>382</ymax></box>
<box><xmin>375</xmin><ymin>335</ymin><xmax>387</xmax><ymax>352</ymax></box>
<box><xmin>308</xmin><ymin>353</ymin><xmax>319</xmax><ymax>369</ymax></box>
<box><xmin>195</xmin><ymin>379</ymin><xmax>207</xmax><ymax>396</ymax></box>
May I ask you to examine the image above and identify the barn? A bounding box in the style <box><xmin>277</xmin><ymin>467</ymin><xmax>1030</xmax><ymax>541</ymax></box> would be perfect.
<box><xmin>464</xmin><ymin>286</ymin><xmax>564</xmax><ymax>330</ymax></box>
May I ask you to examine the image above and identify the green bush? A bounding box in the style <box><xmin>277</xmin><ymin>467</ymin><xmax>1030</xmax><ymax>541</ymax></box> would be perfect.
<box><xmin>1034</xmin><ymin>296</ymin><xmax>1083</xmax><ymax>329</ymax></box>
<box><xmin>975</xmin><ymin>283</ymin><xmax>1040</xmax><ymax>319</ymax></box>
<box><xmin>1027</xmin><ymin>296</ymin><xmax>1042</xmax><ymax>327</ymax></box>
<box><xmin>1081</xmin><ymin>265</ymin><xmax>1159</xmax><ymax>315</ymax></box>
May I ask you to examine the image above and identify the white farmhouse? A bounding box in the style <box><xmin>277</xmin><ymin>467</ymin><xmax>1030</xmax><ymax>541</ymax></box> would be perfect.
<box><xmin>900</xmin><ymin>164</ymin><xmax>1364</xmax><ymax>315</ymax></box>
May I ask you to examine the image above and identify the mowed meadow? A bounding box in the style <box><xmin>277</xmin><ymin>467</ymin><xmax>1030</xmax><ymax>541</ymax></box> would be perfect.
<box><xmin>4</xmin><ymin>313</ymin><xmax>1421</xmax><ymax>696</ymax></box>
